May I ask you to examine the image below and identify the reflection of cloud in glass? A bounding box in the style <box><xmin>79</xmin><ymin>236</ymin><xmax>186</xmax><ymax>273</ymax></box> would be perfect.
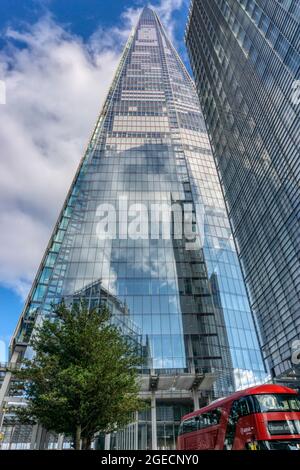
<box><xmin>234</xmin><ymin>368</ymin><xmax>270</xmax><ymax>390</ymax></box>
<box><xmin>0</xmin><ymin>339</ymin><xmax>7</xmax><ymax>362</ymax></box>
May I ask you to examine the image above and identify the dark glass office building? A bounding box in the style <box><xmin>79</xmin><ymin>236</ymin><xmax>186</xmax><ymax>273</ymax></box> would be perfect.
<box><xmin>186</xmin><ymin>0</ymin><xmax>300</xmax><ymax>381</ymax></box>
<box><xmin>0</xmin><ymin>7</ymin><xmax>267</xmax><ymax>449</ymax></box>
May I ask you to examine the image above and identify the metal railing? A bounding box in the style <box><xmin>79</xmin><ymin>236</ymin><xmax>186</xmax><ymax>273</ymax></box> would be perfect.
<box><xmin>0</xmin><ymin>362</ymin><xmax>21</xmax><ymax>371</ymax></box>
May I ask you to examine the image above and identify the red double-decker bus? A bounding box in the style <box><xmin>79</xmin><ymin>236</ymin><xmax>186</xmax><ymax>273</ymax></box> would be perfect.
<box><xmin>177</xmin><ymin>384</ymin><xmax>300</xmax><ymax>450</ymax></box>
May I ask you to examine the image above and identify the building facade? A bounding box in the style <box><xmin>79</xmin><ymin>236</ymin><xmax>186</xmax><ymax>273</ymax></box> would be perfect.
<box><xmin>185</xmin><ymin>0</ymin><xmax>300</xmax><ymax>382</ymax></box>
<box><xmin>0</xmin><ymin>7</ymin><xmax>267</xmax><ymax>450</ymax></box>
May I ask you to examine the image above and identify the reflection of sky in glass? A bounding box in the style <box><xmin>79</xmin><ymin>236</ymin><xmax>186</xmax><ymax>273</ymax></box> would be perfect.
<box><xmin>17</xmin><ymin>7</ymin><xmax>268</xmax><ymax>395</ymax></box>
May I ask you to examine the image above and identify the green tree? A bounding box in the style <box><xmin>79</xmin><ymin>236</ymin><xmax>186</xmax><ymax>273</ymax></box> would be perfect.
<box><xmin>12</xmin><ymin>302</ymin><xmax>144</xmax><ymax>449</ymax></box>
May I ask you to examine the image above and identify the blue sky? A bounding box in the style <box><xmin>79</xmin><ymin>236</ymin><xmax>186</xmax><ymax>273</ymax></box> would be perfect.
<box><xmin>0</xmin><ymin>0</ymin><xmax>190</xmax><ymax>359</ymax></box>
<box><xmin>0</xmin><ymin>0</ymin><xmax>190</xmax><ymax>60</ymax></box>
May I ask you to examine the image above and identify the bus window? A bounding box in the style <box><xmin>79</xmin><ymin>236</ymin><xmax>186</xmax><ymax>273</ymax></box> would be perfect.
<box><xmin>253</xmin><ymin>394</ymin><xmax>300</xmax><ymax>413</ymax></box>
<box><xmin>238</xmin><ymin>397</ymin><xmax>251</xmax><ymax>416</ymax></box>
<box><xmin>196</xmin><ymin>409</ymin><xmax>221</xmax><ymax>430</ymax></box>
<box><xmin>178</xmin><ymin>409</ymin><xmax>221</xmax><ymax>436</ymax></box>
<box><xmin>224</xmin><ymin>401</ymin><xmax>239</xmax><ymax>450</ymax></box>
<box><xmin>224</xmin><ymin>398</ymin><xmax>251</xmax><ymax>450</ymax></box>
<box><xmin>178</xmin><ymin>417</ymin><xmax>198</xmax><ymax>435</ymax></box>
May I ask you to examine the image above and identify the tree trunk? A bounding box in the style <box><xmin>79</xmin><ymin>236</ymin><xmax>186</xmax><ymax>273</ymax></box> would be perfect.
<box><xmin>75</xmin><ymin>424</ymin><xmax>81</xmax><ymax>450</ymax></box>
<box><xmin>82</xmin><ymin>436</ymin><xmax>92</xmax><ymax>450</ymax></box>
<box><xmin>82</xmin><ymin>437</ymin><xmax>87</xmax><ymax>450</ymax></box>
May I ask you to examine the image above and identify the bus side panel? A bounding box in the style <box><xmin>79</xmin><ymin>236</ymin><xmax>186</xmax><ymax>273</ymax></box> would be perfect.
<box><xmin>233</xmin><ymin>415</ymin><xmax>257</xmax><ymax>450</ymax></box>
<box><xmin>184</xmin><ymin>428</ymin><xmax>220</xmax><ymax>450</ymax></box>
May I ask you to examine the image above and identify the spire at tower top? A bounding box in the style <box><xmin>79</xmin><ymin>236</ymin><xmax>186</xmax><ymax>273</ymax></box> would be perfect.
<box><xmin>140</xmin><ymin>5</ymin><xmax>155</xmax><ymax>18</ymax></box>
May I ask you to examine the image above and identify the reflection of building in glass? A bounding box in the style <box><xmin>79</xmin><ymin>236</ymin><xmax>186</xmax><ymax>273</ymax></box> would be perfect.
<box><xmin>185</xmin><ymin>0</ymin><xmax>300</xmax><ymax>384</ymax></box>
<box><xmin>64</xmin><ymin>278</ymin><xmax>151</xmax><ymax>365</ymax></box>
<box><xmin>1</xmin><ymin>7</ymin><xmax>268</xmax><ymax>449</ymax></box>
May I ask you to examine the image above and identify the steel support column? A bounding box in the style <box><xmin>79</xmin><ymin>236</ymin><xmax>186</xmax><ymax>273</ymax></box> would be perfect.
<box><xmin>151</xmin><ymin>391</ymin><xmax>157</xmax><ymax>450</ymax></box>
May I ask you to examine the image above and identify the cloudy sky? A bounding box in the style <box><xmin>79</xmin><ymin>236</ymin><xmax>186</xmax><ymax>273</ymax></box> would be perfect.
<box><xmin>0</xmin><ymin>0</ymin><xmax>190</xmax><ymax>359</ymax></box>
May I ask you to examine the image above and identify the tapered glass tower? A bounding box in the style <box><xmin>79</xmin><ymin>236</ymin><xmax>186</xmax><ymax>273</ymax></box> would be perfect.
<box><xmin>0</xmin><ymin>7</ymin><xmax>267</xmax><ymax>450</ymax></box>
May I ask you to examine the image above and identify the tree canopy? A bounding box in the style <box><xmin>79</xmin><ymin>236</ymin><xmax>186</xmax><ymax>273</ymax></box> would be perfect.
<box><xmin>13</xmin><ymin>302</ymin><xmax>144</xmax><ymax>449</ymax></box>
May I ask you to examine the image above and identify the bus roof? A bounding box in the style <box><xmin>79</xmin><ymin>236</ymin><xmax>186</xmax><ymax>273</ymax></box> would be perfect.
<box><xmin>181</xmin><ymin>384</ymin><xmax>298</xmax><ymax>421</ymax></box>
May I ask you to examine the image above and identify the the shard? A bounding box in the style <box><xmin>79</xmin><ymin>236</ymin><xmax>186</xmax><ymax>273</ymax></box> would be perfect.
<box><xmin>0</xmin><ymin>7</ymin><xmax>268</xmax><ymax>450</ymax></box>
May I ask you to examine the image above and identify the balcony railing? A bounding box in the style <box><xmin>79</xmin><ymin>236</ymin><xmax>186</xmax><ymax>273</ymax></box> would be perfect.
<box><xmin>0</xmin><ymin>362</ymin><xmax>21</xmax><ymax>372</ymax></box>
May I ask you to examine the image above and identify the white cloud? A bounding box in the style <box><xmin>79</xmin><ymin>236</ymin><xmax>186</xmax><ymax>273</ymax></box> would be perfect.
<box><xmin>233</xmin><ymin>368</ymin><xmax>270</xmax><ymax>390</ymax></box>
<box><xmin>89</xmin><ymin>7</ymin><xmax>142</xmax><ymax>54</ymax></box>
<box><xmin>0</xmin><ymin>3</ymin><xmax>183</xmax><ymax>300</ymax></box>
<box><xmin>0</xmin><ymin>16</ymin><xmax>123</xmax><ymax>298</ymax></box>
<box><xmin>149</xmin><ymin>0</ymin><xmax>185</xmax><ymax>42</ymax></box>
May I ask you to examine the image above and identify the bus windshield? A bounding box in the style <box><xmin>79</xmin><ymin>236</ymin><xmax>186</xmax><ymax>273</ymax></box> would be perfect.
<box><xmin>254</xmin><ymin>394</ymin><xmax>300</xmax><ymax>413</ymax></box>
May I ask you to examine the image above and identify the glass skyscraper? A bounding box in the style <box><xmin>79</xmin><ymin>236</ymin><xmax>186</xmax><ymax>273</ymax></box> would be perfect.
<box><xmin>185</xmin><ymin>1</ymin><xmax>299</xmax><ymax>382</ymax></box>
<box><xmin>0</xmin><ymin>6</ymin><xmax>267</xmax><ymax>450</ymax></box>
